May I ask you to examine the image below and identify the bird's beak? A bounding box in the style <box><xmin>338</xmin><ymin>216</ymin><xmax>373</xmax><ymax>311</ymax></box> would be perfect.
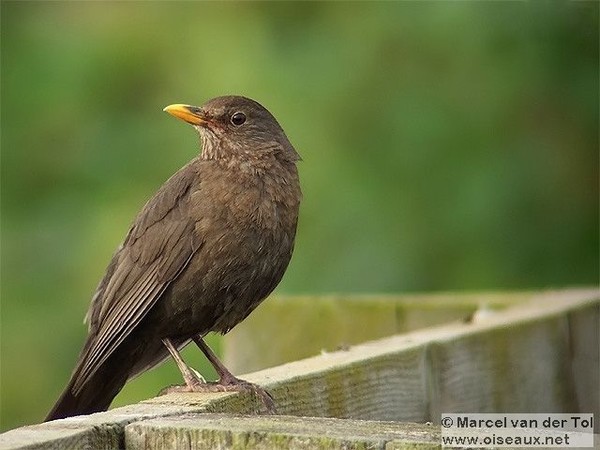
<box><xmin>163</xmin><ymin>104</ymin><xmax>208</xmax><ymax>126</ymax></box>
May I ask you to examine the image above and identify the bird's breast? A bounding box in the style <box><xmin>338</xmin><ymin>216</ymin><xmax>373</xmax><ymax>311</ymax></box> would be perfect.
<box><xmin>194</xmin><ymin>160</ymin><xmax>299</xmax><ymax>273</ymax></box>
<box><xmin>192</xmin><ymin>160</ymin><xmax>299</xmax><ymax>238</ymax></box>
<box><xmin>154</xmin><ymin>159</ymin><xmax>300</xmax><ymax>337</ymax></box>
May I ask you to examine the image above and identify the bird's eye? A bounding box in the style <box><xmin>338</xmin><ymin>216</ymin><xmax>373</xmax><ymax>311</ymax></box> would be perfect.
<box><xmin>230</xmin><ymin>112</ymin><xmax>246</xmax><ymax>126</ymax></box>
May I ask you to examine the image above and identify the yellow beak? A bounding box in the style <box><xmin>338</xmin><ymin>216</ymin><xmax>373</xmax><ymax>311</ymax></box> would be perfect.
<box><xmin>163</xmin><ymin>104</ymin><xmax>207</xmax><ymax>126</ymax></box>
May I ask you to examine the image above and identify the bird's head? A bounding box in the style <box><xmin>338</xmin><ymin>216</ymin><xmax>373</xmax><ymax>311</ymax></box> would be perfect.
<box><xmin>164</xmin><ymin>96</ymin><xmax>300</xmax><ymax>163</ymax></box>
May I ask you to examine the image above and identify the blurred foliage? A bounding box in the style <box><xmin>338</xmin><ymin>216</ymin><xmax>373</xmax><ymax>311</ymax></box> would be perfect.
<box><xmin>1</xmin><ymin>1</ymin><xmax>598</xmax><ymax>432</ymax></box>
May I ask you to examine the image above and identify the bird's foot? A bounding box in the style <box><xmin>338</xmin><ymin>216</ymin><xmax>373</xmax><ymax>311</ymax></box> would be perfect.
<box><xmin>158</xmin><ymin>375</ymin><xmax>276</xmax><ymax>414</ymax></box>
<box><xmin>217</xmin><ymin>374</ymin><xmax>276</xmax><ymax>414</ymax></box>
<box><xmin>158</xmin><ymin>365</ymin><xmax>207</xmax><ymax>395</ymax></box>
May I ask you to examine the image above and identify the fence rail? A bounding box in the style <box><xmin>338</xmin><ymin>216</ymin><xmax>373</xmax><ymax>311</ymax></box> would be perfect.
<box><xmin>1</xmin><ymin>288</ymin><xmax>598</xmax><ymax>449</ymax></box>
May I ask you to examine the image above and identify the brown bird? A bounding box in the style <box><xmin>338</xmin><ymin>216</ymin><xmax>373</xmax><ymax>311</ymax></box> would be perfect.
<box><xmin>46</xmin><ymin>96</ymin><xmax>301</xmax><ymax>421</ymax></box>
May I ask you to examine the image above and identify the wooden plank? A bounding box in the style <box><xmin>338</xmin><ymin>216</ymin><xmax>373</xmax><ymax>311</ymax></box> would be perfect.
<box><xmin>142</xmin><ymin>336</ymin><xmax>431</xmax><ymax>422</ymax></box>
<box><xmin>124</xmin><ymin>414</ymin><xmax>440</xmax><ymax>450</ymax></box>
<box><xmin>568</xmin><ymin>301</ymin><xmax>600</xmax><ymax>417</ymax></box>
<box><xmin>0</xmin><ymin>403</ymin><xmax>220</xmax><ymax>450</ymax></box>
<box><xmin>231</xmin><ymin>289</ymin><xmax>598</xmax><ymax>423</ymax></box>
<box><xmin>0</xmin><ymin>424</ymin><xmax>105</xmax><ymax>450</ymax></box>
<box><xmin>425</xmin><ymin>289</ymin><xmax>598</xmax><ymax>426</ymax></box>
<box><xmin>224</xmin><ymin>292</ymin><xmax>536</xmax><ymax>374</ymax></box>
<box><xmin>1</xmin><ymin>289</ymin><xmax>597</xmax><ymax>449</ymax></box>
<box><xmin>428</xmin><ymin>314</ymin><xmax>576</xmax><ymax>416</ymax></box>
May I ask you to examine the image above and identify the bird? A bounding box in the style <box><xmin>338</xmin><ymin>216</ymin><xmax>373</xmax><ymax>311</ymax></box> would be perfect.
<box><xmin>45</xmin><ymin>96</ymin><xmax>301</xmax><ymax>421</ymax></box>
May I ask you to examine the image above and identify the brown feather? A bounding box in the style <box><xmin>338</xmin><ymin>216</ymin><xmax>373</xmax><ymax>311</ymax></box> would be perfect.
<box><xmin>74</xmin><ymin>162</ymin><xmax>200</xmax><ymax>392</ymax></box>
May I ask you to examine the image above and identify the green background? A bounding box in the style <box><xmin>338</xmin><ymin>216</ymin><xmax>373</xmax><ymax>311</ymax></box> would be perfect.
<box><xmin>1</xmin><ymin>1</ymin><xmax>598</xmax><ymax>431</ymax></box>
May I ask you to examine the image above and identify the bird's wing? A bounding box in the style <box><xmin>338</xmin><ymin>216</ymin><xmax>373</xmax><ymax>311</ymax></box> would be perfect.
<box><xmin>73</xmin><ymin>162</ymin><xmax>202</xmax><ymax>393</ymax></box>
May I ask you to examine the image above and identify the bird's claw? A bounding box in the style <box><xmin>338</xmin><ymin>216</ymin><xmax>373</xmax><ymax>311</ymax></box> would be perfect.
<box><xmin>220</xmin><ymin>377</ymin><xmax>276</xmax><ymax>414</ymax></box>
<box><xmin>158</xmin><ymin>377</ymin><xmax>276</xmax><ymax>414</ymax></box>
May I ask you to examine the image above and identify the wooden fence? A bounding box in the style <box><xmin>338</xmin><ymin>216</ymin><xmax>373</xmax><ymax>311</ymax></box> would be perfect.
<box><xmin>1</xmin><ymin>288</ymin><xmax>598</xmax><ymax>449</ymax></box>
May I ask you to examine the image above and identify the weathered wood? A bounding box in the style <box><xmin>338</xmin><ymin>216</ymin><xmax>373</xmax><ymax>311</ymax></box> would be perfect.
<box><xmin>0</xmin><ymin>289</ymin><xmax>597</xmax><ymax>449</ymax></box>
<box><xmin>0</xmin><ymin>403</ymin><xmax>222</xmax><ymax>450</ymax></box>
<box><xmin>568</xmin><ymin>300</ymin><xmax>600</xmax><ymax>417</ymax></box>
<box><xmin>125</xmin><ymin>414</ymin><xmax>440</xmax><ymax>450</ymax></box>
<box><xmin>427</xmin><ymin>289</ymin><xmax>599</xmax><ymax>419</ymax></box>
<box><xmin>429</xmin><ymin>311</ymin><xmax>575</xmax><ymax>416</ymax></box>
<box><xmin>224</xmin><ymin>292</ymin><xmax>533</xmax><ymax>374</ymax></box>
<box><xmin>140</xmin><ymin>289</ymin><xmax>599</xmax><ymax>424</ymax></box>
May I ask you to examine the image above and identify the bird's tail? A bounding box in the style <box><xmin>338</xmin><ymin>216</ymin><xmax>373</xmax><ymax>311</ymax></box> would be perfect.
<box><xmin>45</xmin><ymin>362</ymin><xmax>128</xmax><ymax>421</ymax></box>
<box><xmin>45</xmin><ymin>333</ymin><xmax>174</xmax><ymax>421</ymax></box>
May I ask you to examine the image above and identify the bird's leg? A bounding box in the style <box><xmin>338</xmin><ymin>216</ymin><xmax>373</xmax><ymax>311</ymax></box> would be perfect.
<box><xmin>192</xmin><ymin>335</ymin><xmax>239</xmax><ymax>385</ymax></box>
<box><xmin>162</xmin><ymin>338</ymin><xmax>206</xmax><ymax>388</ymax></box>
<box><xmin>159</xmin><ymin>336</ymin><xmax>275</xmax><ymax>413</ymax></box>
<box><xmin>192</xmin><ymin>335</ymin><xmax>276</xmax><ymax>413</ymax></box>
